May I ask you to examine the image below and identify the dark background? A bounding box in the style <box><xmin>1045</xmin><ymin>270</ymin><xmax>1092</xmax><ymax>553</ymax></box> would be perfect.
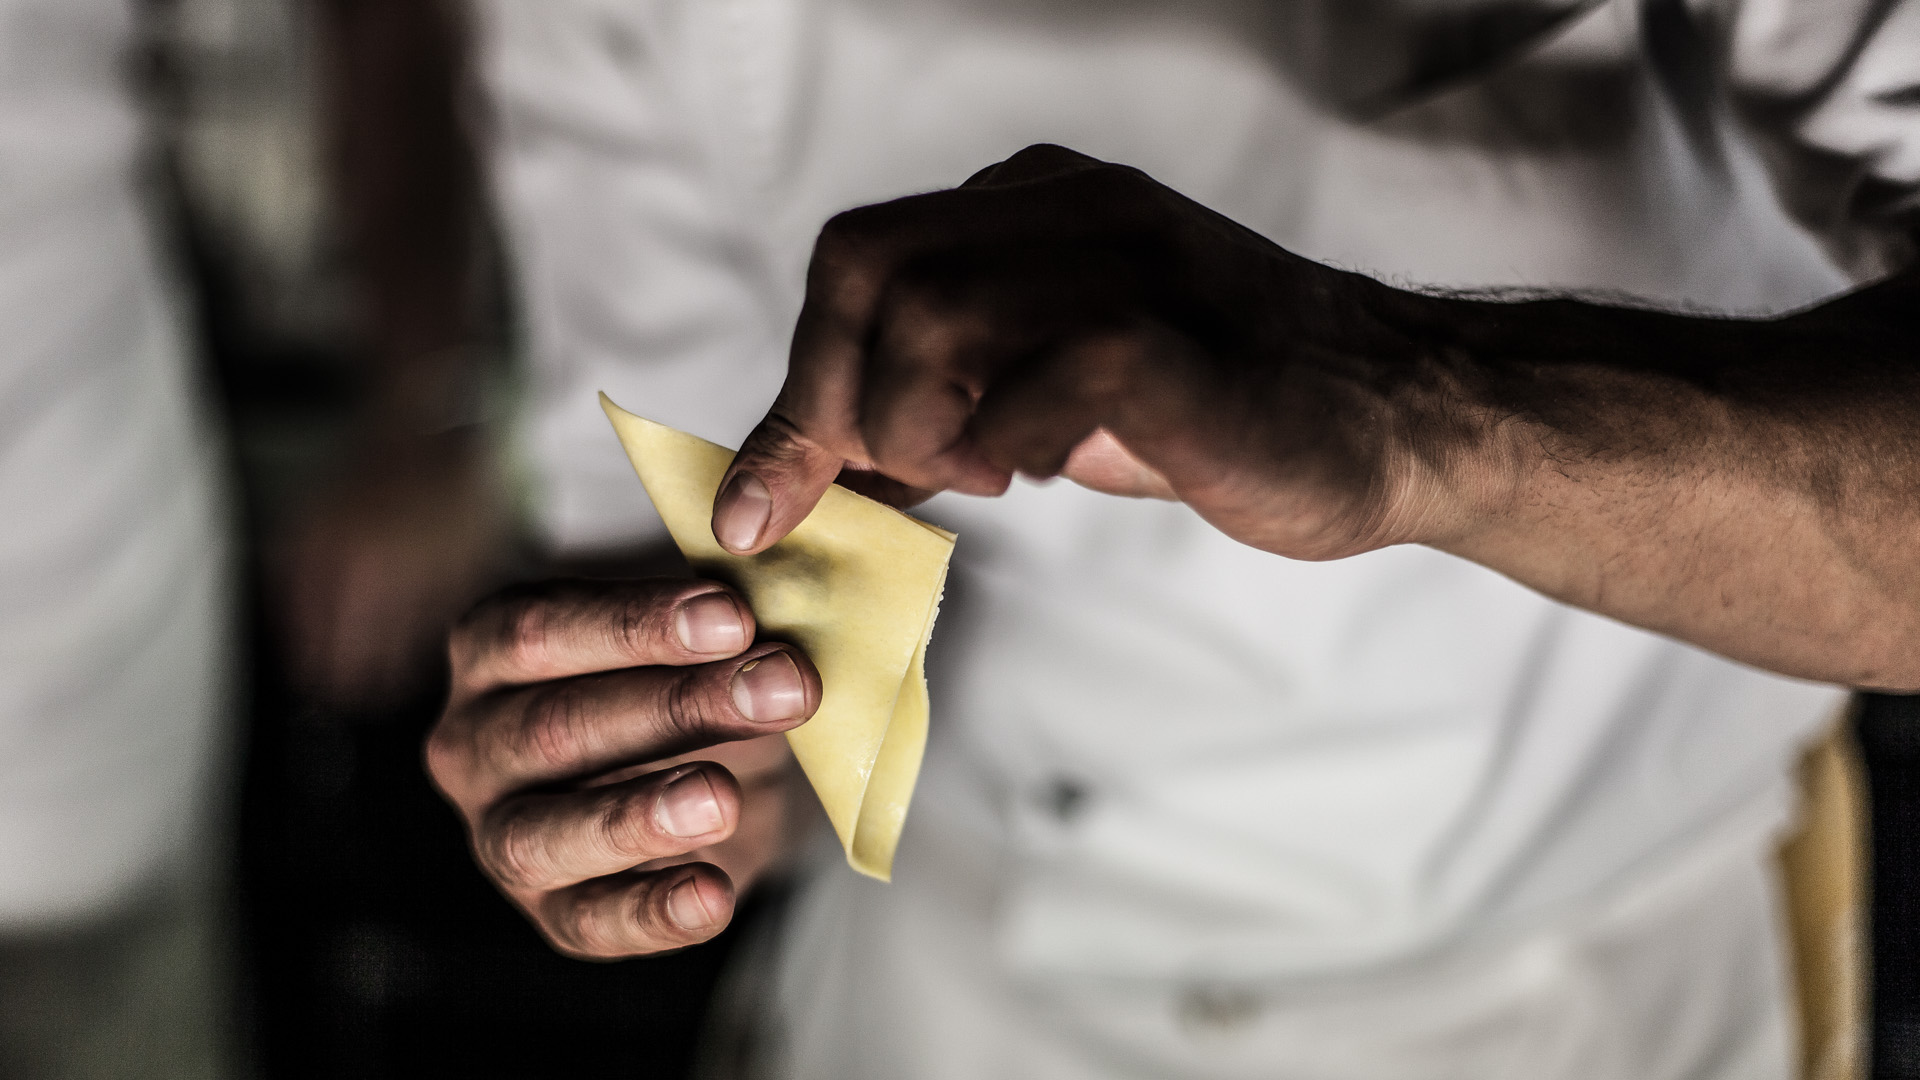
<box><xmin>1862</xmin><ymin>696</ymin><xmax>1920</xmax><ymax>1078</ymax></box>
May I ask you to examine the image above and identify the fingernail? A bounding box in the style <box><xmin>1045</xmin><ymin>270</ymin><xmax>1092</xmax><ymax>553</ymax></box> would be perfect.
<box><xmin>666</xmin><ymin>877</ymin><xmax>715</xmax><ymax>930</ymax></box>
<box><xmin>730</xmin><ymin>652</ymin><xmax>806</xmax><ymax>723</ymax></box>
<box><xmin>655</xmin><ymin>769</ymin><xmax>726</xmax><ymax>838</ymax></box>
<box><xmin>675</xmin><ymin>593</ymin><xmax>747</xmax><ymax>655</ymax></box>
<box><xmin>713</xmin><ymin>472</ymin><xmax>772</xmax><ymax>553</ymax></box>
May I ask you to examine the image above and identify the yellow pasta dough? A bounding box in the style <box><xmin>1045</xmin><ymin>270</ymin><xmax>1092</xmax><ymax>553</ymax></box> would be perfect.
<box><xmin>600</xmin><ymin>394</ymin><xmax>955</xmax><ymax>881</ymax></box>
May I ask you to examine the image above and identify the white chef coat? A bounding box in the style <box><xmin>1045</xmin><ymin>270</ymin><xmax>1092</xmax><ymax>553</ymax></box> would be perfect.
<box><xmin>471</xmin><ymin>0</ymin><xmax>1915</xmax><ymax>1074</ymax></box>
<box><xmin>0</xmin><ymin>0</ymin><xmax>233</xmax><ymax>928</ymax></box>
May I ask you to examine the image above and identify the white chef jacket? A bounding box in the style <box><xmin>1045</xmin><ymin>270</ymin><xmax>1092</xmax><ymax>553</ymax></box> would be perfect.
<box><xmin>0</xmin><ymin>0</ymin><xmax>232</xmax><ymax>928</ymax></box>
<box><xmin>471</xmin><ymin>0</ymin><xmax>1916</xmax><ymax>1074</ymax></box>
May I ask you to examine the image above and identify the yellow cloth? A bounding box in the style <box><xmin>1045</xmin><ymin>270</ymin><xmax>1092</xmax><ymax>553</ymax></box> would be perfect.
<box><xmin>601</xmin><ymin>394</ymin><xmax>955</xmax><ymax>880</ymax></box>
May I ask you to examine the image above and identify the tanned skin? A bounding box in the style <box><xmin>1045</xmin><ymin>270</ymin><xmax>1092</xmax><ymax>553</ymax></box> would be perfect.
<box><xmin>282</xmin><ymin>0</ymin><xmax>515</xmax><ymax>703</ymax></box>
<box><xmin>713</xmin><ymin>144</ymin><xmax>1920</xmax><ymax>689</ymax></box>
<box><xmin>421</xmin><ymin>147</ymin><xmax>1918</xmax><ymax>957</ymax></box>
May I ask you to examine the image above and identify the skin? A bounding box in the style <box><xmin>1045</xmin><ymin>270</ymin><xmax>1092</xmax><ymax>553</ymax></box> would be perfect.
<box><xmin>303</xmin><ymin>0</ymin><xmax>1910</xmax><ymax>964</ymax></box>
<box><xmin>715</xmin><ymin>144</ymin><xmax>1920</xmax><ymax>689</ymax></box>
<box><xmin>428</xmin><ymin>578</ymin><xmax>817</xmax><ymax>958</ymax></box>
<box><xmin>303</xmin><ymin>0</ymin><xmax>816</xmax><ymax>953</ymax></box>
<box><xmin>278</xmin><ymin>0</ymin><xmax>514</xmax><ymax>706</ymax></box>
<box><xmin>428</xmin><ymin>145</ymin><xmax>1919</xmax><ymax>957</ymax></box>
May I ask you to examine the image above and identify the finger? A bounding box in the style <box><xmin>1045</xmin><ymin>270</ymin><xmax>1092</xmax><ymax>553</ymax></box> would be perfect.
<box><xmin>860</xmin><ymin>278</ymin><xmax>1015</xmax><ymax>496</ymax></box>
<box><xmin>477</xmin><ymin>763</ymin><xmax>741</xmax><ymax>892</ymax></box>
<box><xmin>595</xmin><ymin>730</ymin><xmax>796</xmax><ymax>789</ymax></box>
<box><xmin>968</xmin><ymin>332</ymin><xmax>1135</xmax><ymax>479</ymax></box>
<box><xmin>450</xmin><ymin>578</ymin><xmax>754</xmax><ymax>694</ymax></box>
<box><xmin>722</xmin><ymin>189</ymin><xmax>1033</xmax><ymax>553</ymax></box>
<box><xmin>1060</xmin><ymin>428</ymin><xmax>1178</xmax><ymax>500</ymax></box>
<box><xmin>681</xmin><ymin>764</ymin><xmax>803</xmax><ymax>896</ymax></box>
<box><xmin>451</xmin><ymin>643</ymin><xmax>819</xmax><ymax>795</ymax></box>
<box><xmin>970</xmin><ymin>322</ymin><xmax>1207</xmax><ymax>481</ymax></box>
<box><xmin>858</xmin><ymin>237</ymin><xmax>1142</xmax><ymax>494</ymax></box>
<box><xmin>712</xmin><ymin>409</ymin><xmax>848</xmax><ymax>555</ymax></box>
<box><xmin>714</xmin><ymin>200</ymin><xmax>915</xmax><ymax>556</ymax></box>
<box><xmin>959</xmin><ymin>143</ymin><xmax>1106</xmax><ymax>189</ymax></box>
<box><xmin>536</xmin><ymin>863</ymin><xmax>736</xmax><ymax>959</ymax></box>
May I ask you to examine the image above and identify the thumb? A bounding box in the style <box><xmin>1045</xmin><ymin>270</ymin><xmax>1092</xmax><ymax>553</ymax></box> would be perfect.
<box><xmin>713</xmin><ymin>413</ymin><xmax>847</xmax><ymax>555</ymax></box>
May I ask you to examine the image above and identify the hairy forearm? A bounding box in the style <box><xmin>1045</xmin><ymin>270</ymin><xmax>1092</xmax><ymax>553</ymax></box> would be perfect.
<box><xmin>1377</xmin><ymin>263</ymin><xmax>1920</xmax><ymax>689</ymax></box>
<box><xmin>697</xmin><ymin>143</ymin><xmax>1916</xmax><ymax>687</ymax></box>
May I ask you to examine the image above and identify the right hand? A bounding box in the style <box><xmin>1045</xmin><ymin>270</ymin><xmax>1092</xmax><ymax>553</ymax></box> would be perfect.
<box><xmin>426</xmin><ymin>578</ymin><xmax>820</xmax><ymax>958</ymax></box>
<box><xmin>710</xmin><ymin>144</ymin><xmax>1470</xmax><ymax>566</ymax></box>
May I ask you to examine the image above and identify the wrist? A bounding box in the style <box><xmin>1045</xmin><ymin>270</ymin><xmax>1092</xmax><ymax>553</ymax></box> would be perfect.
<box><xmin>1352</xmin><ymin>278</ymin><xmax>1532</xmax><ymax>553</ymax></box>
<box><xmin>358</xmin><ymin>344</ymin><xmax>507</xmax><ymax>444</ymax></box>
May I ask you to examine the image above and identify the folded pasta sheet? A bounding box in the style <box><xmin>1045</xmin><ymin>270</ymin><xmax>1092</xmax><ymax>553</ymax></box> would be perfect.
<box><xmin>600</xmin><ymin>394</ymin><xmax>955</xmax><ymax>881</ymax></box>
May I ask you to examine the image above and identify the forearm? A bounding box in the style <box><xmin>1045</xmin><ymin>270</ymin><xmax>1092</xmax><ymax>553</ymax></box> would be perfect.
<box><xmin>286</xmin><ymin>0</ymin><xmax>507</xmax><ymax>704</ymax></box>
<box><xmin>317</xmin><ymin>0</ymin><xmax>480</xmax><ymax>434</ymax></box>
<box><xmin>1380</xmin><ymin>264</ymin><xmax>1920</xmax><ymax>689</ymax></box>
<box><xmin>700</xmin><ymin>143</ymin><xmax>1918</xmax><ymax>687</ymax></box>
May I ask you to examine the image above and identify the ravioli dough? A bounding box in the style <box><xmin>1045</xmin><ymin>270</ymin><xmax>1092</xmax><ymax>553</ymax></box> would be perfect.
<box><xmin>600</xmin><ymin>394</ymin><xmax>955</xmax><ymax>881</ymax></box>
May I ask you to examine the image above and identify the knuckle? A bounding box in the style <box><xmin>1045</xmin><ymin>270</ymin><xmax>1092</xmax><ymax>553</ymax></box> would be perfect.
<box><xmin>810</xmin><ymin>223</ymin><xmax>857</xmax><ymax>282</ymax></box>
<box><xmin>748</xmin><ymin>409</ymin><xmax>817</xmax><ymax>463</ymax></box>
<box><xmin>810</xmin><ymin>213</ymin><xmax>887</xmax><ymax>308</ymax></box>
<box><xmin>517</xmin><ymin>682</ymin><xmax>595</xmax><ymax>775</ymax></box>
<box><xmin>567</xmin><ymin>888</ymin><xmax>649</xmax><ymax>959</ymax></box>
<box><xmin>606</xmin><ymin>593</ymin><xmax>668</xmax><ymax>660</ymax></box>
<box><xmin>480</xmin><ymin>807</ymin><xmax>553</xmax><ymax>891</ymax></box>
<box><xmin>422</xmin><ymin>721</ymin><xmax>464</xmax><ymax>790</ymax></box>
<box><xmin>550</xmin><ymin>904</ymin><xmax>616</xmax><ymax>959</ymax></box>
<box><xmin>663</xmin><ymin>670</ymin><xmax>732</xmax><ymax>744</ymax></box>
<box><xmin>815</xmin><ymin>208</ymin><xmax>872</xmax><ymax>256</ymax></box>
<box><xmin>451</xmin><ymin>584</ymin><xmax>557</xmax><ymax>685</ymax></box>
<box><xmin>424</xmin><ymin>707</ymin><xmax>493</xmax><ymax>809</ymax></box>
<box><xmin>1012</xmin><ymin>141</ymin><xmax>1077</xmax><ymax>163</ymax></box>
<box><xmin>993</xmin><ymin>143</ymin><xmax>1103</xmax><ymax>187</ymax></box>
<box><xmin>502</xmin><ymin>600</ymin><xmax>556</xmax><ymax>675</ymax></box>
<box><xmin>445</xmin><ymin>620</ymin><xmax>478</xmax><ymax>675</ymax></box>
<box><xmin>596</xmin><ymin>789</ymin><xmax>658</xmax><ymax>861</ymax></box>
<box><xmin>450</xmin><ymin>595</ymin><xmax>518</xmax><ymax>683</ymax></box>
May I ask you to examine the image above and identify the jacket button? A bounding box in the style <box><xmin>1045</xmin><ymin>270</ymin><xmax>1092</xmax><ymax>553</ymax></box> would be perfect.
<box><xmin>1039</xmin><ymin>776</ymin><xmax>1089</xmax><ymax>822</ymax></box>
<box><xmin>1177</xmin><ymin>985</ymin><xmax>1260</xmax><ymax>1035</ymax></box>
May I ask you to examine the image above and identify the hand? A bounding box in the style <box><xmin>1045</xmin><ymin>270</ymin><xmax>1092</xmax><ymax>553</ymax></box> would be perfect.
<box><xmin>273</xmin><ymin>430</ymin><xmax>517</xmax><ymax>706</ymax></box>
<box><xmin>426</xmin><ymin>578</ymin><xmax>820</xmax><ymax>958</ymax></box>
<box><xmin>706</xmin><ymin>144</ymin><xmax>1920</xmax><ymax>690</ymax></box>
<box><xmin>711</xmin><ymin>143</ymin><xmax>1492</xmax><ymax>561</ymax></box>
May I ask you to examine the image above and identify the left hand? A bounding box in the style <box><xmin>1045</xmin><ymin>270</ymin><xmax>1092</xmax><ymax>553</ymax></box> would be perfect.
<box><xmin>426</xmin><ymin>578</ymin><xmax>820</xmax><ymax>958</ymax></box>
<box><xmin>711</xmin><ymin>144</ymin><xmax>1497</xmax><ymax>561</ymax></box>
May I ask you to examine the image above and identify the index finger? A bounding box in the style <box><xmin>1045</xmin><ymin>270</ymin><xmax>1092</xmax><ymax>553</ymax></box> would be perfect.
<box><xmin>450</xmin><ymin>578</ymin><xmax>755</xmax><ymax>695</ymax></box>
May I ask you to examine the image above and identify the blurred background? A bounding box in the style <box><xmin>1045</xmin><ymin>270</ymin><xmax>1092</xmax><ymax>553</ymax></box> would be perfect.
<box><xmin>7</xmin><ymin>0</ymin><xmax>1912</xmax><ymax>1076</ymax></box>
<box><xmin>141</xmin><ymin>0</ymin><xmax>754</xmax><ymax>1076</ymax></box>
